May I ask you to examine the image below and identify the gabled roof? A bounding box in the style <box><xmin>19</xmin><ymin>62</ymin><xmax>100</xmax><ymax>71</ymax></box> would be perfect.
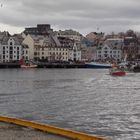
<box><xmin>51</xmin><ymin>36</ymin><xmax>61</xmax><ymax>47</ymax></box>
<box><xmin>1</xmin><ymin>36</ymin><xmax>23</xmax><ymax>45</ymax></box>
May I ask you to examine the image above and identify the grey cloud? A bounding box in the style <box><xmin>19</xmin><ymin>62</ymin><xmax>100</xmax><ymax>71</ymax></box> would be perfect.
<box><xmin>0</xmin><ymin>0</ymin><xmax>140</xmax><ymax>34</ymax></box>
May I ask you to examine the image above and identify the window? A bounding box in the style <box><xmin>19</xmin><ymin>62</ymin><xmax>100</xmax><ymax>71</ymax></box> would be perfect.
<box><xmin>10</xmin><ymin>42</ymin><xmax>12</xmax><ymax>45</ymax></box>
<box><xmin>34</xmin><ymin>52</ymin><xmax>37</xmax><ymax>55</ymax></box>
<box><xmin>115</xmin><ymin>42</ymin><xmax>118</xmax><ymax>46</ymax></box>
<box><xmin>10</xmin><ymin>47</ymin><xmax>13</xmax><ymax>50</ymax></box>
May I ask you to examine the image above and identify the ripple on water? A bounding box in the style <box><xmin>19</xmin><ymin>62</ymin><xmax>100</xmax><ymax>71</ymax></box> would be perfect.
<box><xmin>0</xmin><ymin>69</ymin><xmax>140</xmax><ymax>139</ymax></box>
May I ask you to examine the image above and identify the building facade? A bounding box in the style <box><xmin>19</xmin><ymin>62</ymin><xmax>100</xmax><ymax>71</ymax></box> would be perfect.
<box><xmin>96</xmin><ymin>38</ymin><xmax>123</xmax><ymax>61</ymax></box>
<box><xmin>69</xmin><ymin>43</ymin><xmax>81</xmax><ymax>61</ymax></box>
<box><xmin>0</xmin><ymin>36</ymin><xmax>23</xmax><ymax>62</ymax></box>
<box><xmin>23</xmin><ymin>34</ymin><xmax>81</xmax><ymax>62</ymax></box>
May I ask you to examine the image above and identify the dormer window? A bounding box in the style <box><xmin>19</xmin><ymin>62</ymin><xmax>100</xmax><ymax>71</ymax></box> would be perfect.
<box><xmin>10</xmin><ymin>42</ymin><xmax>13</xmax><ymax>45</ymax></box>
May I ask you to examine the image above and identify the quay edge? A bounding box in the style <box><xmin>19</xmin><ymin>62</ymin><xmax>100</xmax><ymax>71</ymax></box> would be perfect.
<box><xmin>0</xmin><ymin>115</ymin><xmax>107</xmax><ymax>140</ymax></box>
<box><xmin>0</xmin><ymin>63</ymin><xmax>86</xmax><ymax>68</ymax></box>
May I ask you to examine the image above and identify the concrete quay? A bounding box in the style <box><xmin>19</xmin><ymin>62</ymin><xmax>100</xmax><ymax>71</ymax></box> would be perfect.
<box><xmin>0</xmin><ymin>122</ymin><xmax>73</xmax><ymax>140</ymax></box>
<box><xmin>0</xmin><ymin>62</ymin><xmax>86</xmax><ymax>68</ymax></box>
<box><xmin>0</xmin><ymin>116</ymin><xmax>106</xmax><ymax>140</ymax></box>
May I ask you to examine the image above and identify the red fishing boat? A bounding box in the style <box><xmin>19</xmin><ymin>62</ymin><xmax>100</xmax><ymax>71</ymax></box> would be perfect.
<box><xmin>19</xmin><ymin>58</ymin><xmax>37</xmax><ymax>68</ymax></box>
<box><xmin>110</xmin><ymin>67</ymin><xmax>126</xmax><ymax>76</ymax></box>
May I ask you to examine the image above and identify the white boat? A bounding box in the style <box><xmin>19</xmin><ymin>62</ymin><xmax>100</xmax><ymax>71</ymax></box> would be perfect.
<box><xmin>19</xmin><ymin>58</ymin><xmax>37</xmax><ymax>68</ymax></box>
<box><xmin>85</xmin><ymin>62</ymin><xmax>112</xmax><ymax>69</ymax></box>
<box><xmin>21</xmin><ymin>64</ymin><xmax>37</xmax><ymax>68</ymax></box>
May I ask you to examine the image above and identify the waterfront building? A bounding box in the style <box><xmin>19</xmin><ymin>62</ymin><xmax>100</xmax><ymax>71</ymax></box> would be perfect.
<box><xmin>69</xmin><ymin>43</ymin><xmax>81</xmax><ymax>61</ymax></box>
<box><xmin>81</xmin><ymin>45</ymin><xmax>96</xmax><ymax>61</ymax></box>
<box><xmin>96</xmin><ymin>38</ymin><xmax>123</xmax><ymax>61</ymax></box>
<box><xmin>0</xmin><ymin>35</ymin><xmax>23</xmax><ymax>62</ymax></box>
<box><xmin>23</xmin><ymin>34</ymin><xmax>81</xmax><ymax>62</ymax></box>
<box><xmin>23</xmin><ymin>34</ymin><xmax>53</xmax><ymax>61</ymax></box>
<box><xmin>122</xmin><ymin>36</ymin><xmax>139</xmax><ymax>60</ymax></box>
<box><xmin>22</xmin><ymin>44</ymin><xmax>30</xmax><ymax>61</ymax></box>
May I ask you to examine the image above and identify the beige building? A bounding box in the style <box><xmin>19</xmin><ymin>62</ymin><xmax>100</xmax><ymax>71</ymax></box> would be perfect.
<box><xmin>23</xmin><ymin>34</ymin><xmax>79</xmax><ymax>61</ymax></box>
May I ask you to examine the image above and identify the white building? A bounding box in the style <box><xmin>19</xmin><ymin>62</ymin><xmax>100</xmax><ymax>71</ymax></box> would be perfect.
<box><xmin>0</xmin><ymin>36</ymin><xmax>23</xmax><ymax>62</ymax></box>
<box><xmin>69</xmin><ymin>43</ymin><xmax>81</xmax><ymax>61</ymax></box>
<box><xmin>96</xmin><ymin>38</ymin><xmax>123</xmax><ymax>61</ymax></box>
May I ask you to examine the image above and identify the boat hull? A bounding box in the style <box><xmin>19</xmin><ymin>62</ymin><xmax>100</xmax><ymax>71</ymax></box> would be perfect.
<box><xmin>85</xmin><ymin>63</ymin><xmax>112</xmax><ymax>69</ymax></box>
<box><xmin>133</xmin><ymin>66</ymin><xmax>140</xmax><ymax>72</ymax></box>
<box><xmin>110</xmin><ymin>71</ymin><xmax>126</xmax><ymax>76</ymax></box>
<box><xmin>21</xmin><ymin>65</ymin><xmax>37</xmax><ymax>68</ymax></box>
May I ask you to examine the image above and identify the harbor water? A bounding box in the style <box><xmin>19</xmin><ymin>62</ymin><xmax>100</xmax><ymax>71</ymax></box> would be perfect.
<box><xmin>0</xmin><ymin>69</ymin><xmax>140</xmax><ymax>140</ymax></box>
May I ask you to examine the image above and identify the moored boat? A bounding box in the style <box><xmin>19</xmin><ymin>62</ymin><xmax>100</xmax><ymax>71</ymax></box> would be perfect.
<box><xmin>85</xmin><ymin>62</ymin><xmax>112</xmax><ymax>69</ymax></box>
<box><xmin>133</xmin><ymin>66</ymin><xmax>140</xmax><ymax>72</ymax></box>
<box><xmin>19</xmin><ymin>57</ymin><xmax>37</xmax><ymax>68</ymax></box>
<box><xmin>21</xmin><ymin>64</ymin><xmax>37</xmax><ymax>68</ymax></box>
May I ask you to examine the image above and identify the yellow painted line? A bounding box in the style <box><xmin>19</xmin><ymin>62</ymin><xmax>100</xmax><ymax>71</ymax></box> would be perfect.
<box><xmin>0</xmin><ymin>115</ymin><xmax>107</xmax><ymax>140</ymax></box>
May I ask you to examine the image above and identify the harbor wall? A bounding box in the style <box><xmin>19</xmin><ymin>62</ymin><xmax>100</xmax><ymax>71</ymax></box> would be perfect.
<box><xmin>0</xmin><ymin>115</ymin><xmax>106</xmax><ymax>140</ymax></box>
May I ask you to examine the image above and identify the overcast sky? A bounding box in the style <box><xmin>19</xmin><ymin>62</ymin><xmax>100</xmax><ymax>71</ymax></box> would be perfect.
<box><xmin>0</xmin><ymin>0</ymin><xmax>140</xmax><ymax>35</ymax></box>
